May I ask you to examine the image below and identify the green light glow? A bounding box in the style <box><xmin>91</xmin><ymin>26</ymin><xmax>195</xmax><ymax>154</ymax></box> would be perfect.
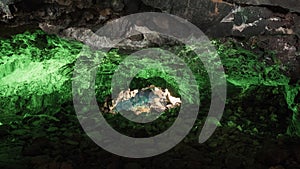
<box><xmin>213</xmin><ymin>41</ymin><xmax>299</xmax><ymax>136</ymax></box>
<box><xmin>0</xmin><ymin>30</ymin><xmax>299</xmax><ymax>136</ymax></box>
<box><xmin>0</xmin><ymin>30</ymin><xmax>83</xmax><ymax>116</ymax></box>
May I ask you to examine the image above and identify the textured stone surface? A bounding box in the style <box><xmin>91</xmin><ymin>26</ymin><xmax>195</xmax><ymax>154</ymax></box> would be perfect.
<box><xmin>110</xmin><ymin>86</ymin><xmax>181</xmax><ymax>115</ymax></box>
<box><xmin>0</xmin><ymin>0</ymin><xmax>299</xmax><ymax>79</ymax></box>
<box><xmin>140</xmin><ymin>0</ymin><xmax>300</xmax><ymax>81</ymax></box>
<box><xmin>141</xmin><ymin>0</ymin><xmax>300</xmax><ymax>38</ymax></box>
<box><xmin>142</xmin><ymin>0</ymin><xmax>234</xmax><ymax>31</ymax></box>
<box><xmin>228</xmin><ymin>0</ymin><xmax>300</xmax><ymax>13</ymax></box>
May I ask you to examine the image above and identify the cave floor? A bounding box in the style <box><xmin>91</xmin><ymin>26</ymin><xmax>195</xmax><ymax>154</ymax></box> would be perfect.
<box><xmin>1</xmin><ymin>100</ymin><xmax>300</xmax><ymax>169</ymax></box>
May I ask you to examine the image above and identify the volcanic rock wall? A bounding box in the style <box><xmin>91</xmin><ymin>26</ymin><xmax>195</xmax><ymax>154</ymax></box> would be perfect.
<box><xmin>1</xmin><ymin>0</ymin><xmax>299</xmax><ymax>81</ymax></box>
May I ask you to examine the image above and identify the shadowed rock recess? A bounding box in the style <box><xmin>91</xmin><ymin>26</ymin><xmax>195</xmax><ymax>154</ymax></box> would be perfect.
<box><xmin>0</xmin><ymin>0</ymin><xmax>300</xmax><ymax>169</ymax></box>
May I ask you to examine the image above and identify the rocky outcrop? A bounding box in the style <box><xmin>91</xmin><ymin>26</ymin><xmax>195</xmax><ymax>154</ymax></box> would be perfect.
<box><xmin>0</xmin><ymin>0</ymin><xmax>157</xmax><ymax>37</ymax></box>
<box><xmin>1</xmin><ymin>0</ymin><xmax>300</xmax><ymax>92</ymax></box>
<box><xmin>141</xmin><ymin>0</ymin><xmax>300</xmax><ymax>37</ymax></box>
<box><xmin>228</xmin><ymin>0</ymin><xmax>300</xmax><ymax>13</ymax></box>
<box><xmin>141</xmin><ymin>0</ymin><xmax>300</xmax><ymax>82</ymax></box>
<box><xmin>110</xmin><ymin>86</ymin><xmax>181</xmax><ymax>115</ymax></box>
<box><xmin>1</xmin><ymin>0</ymin><xmax>299</xmax><ymax>38</ymax></box>
<box><xmin>0</xmin><ymin>0</ymin><xmax>299</xmax><ymax>80</ymax></box>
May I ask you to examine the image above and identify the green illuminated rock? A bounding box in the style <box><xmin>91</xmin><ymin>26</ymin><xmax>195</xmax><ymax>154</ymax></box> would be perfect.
<box><xmin>0</xmin><ymin>30</ymin><xmax>82</xmax><ymax>118</ymax></box>
<box><xmin>0</xmin><ymin>30</ymin><xmax>298</xmax><ymax>137</ymax></box>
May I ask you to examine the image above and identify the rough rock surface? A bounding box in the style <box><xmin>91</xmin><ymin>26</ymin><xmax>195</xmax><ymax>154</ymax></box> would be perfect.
<box><xmin>141</xmin><ymin>0</ymin><xmax>300</xmax><ymax>37</ymax></box>
<box><xmin>1</xmin><ymin>0</ymin><xmax>300</xmax><ymax>39</ymax></box>
<box><xmin>110</xmin><ymin>85</ymin><xmax>181</xmax><ymax>115</ymax></box>
<box><xmin>1</xmin><ymin>0</ymin><xmax>298</xmax><ymax>81</ymax></box>
<box><xmin>228</xmin><ymin>0</ymin><xmax>300</xmax><ymax>13</ymax></box>
<box><xmin>140</xmin><ymin>0</ymin><xmax>300</xmax><ymax>80</ymax></box>
<box><xmin>0</xmin><ymin>2</ymin><xmax>299</xmax><ymax>167</ymax></box>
